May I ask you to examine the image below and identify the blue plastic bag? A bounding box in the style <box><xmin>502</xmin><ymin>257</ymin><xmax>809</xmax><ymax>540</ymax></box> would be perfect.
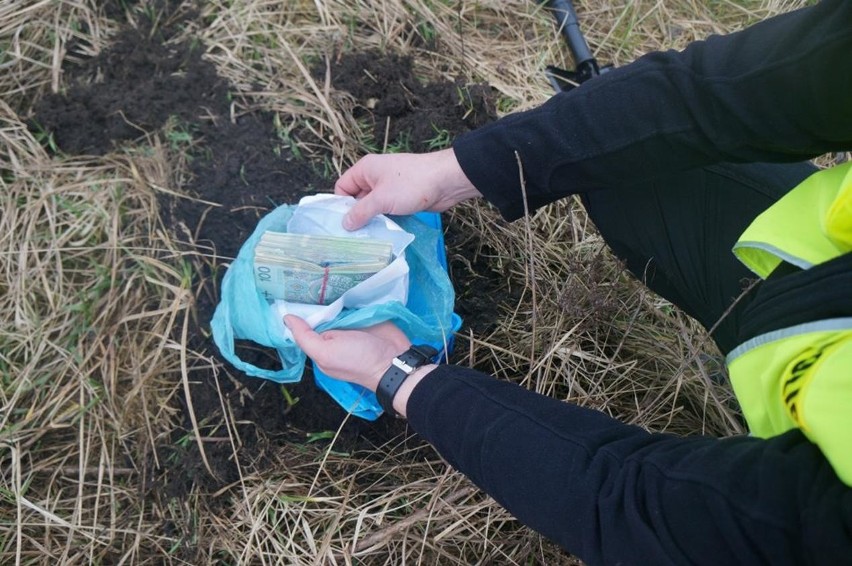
<box><xmin>211</xmin><ymin>201</ymin><xmax>461</xmax><ymax>420</ymax></box>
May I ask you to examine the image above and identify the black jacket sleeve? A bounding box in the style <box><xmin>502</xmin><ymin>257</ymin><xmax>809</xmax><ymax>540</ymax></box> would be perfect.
<box><xmin>453</xmin><ymin>0</ymin><xmax>852</xmax><ymax>220</ymax></box>
<box><xmin>407</xmin><ymin>366</ymin><xmax>852</xmax><ymax>566</ymax></box>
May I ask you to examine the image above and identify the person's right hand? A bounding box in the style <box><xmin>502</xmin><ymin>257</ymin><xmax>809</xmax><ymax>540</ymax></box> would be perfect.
<box><xmin>335</xmin><ymin>148</ymin><xmax>482</xmax><ymax>230</ymax></box>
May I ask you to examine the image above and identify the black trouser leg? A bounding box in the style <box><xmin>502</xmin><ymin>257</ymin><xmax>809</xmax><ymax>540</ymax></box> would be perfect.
<box><xmin>581</xmin><ymin>161</ymin><xmax>817</xmax><ymax>354</ymax></box>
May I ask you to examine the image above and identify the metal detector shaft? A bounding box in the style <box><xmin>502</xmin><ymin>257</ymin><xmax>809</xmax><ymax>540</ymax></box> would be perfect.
<box><xmin>539</xmin><ymin>0</ymin><xmax>606</xmax><ymax>91</ymax></box>
<box><xmin>545</xmin><ymin>0</ymin><xmax>594</xmax><ymax>69</ymax></box>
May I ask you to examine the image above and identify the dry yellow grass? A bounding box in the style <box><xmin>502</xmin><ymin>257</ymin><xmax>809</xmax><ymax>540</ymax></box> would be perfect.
<box><xmin>0</xmin><ymin>0</ymin><xmax>812</xmax><ymax>564</ymax></box>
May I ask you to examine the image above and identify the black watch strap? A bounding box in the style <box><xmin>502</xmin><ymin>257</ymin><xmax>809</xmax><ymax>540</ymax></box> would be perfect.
<box><xmin>376</xmin><ymin>345</ymin><xmax>438</xmax><ymax>418</ymax></box>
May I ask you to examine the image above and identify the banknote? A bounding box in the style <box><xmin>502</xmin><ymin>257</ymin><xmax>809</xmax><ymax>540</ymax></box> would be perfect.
<box><xmin>253</xmin><ymin>232</ymin><xmax>393</xmax><ymax>305</ymax></box>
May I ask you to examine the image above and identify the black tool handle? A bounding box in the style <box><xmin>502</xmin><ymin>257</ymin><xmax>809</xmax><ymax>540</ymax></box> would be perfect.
<box><xmin>541</xmin><ymin>0</ymin><xmax>601</xmax><ymax>86</ymax></box>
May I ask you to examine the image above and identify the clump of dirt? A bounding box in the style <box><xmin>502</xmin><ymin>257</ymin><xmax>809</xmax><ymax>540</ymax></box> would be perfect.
<box><xmin>31</xmin><ymin>1</ymin><xmax>504</xmax><ymax>497</ymax></box>
<box><xmin>30</xmin><ymin>3</ymin><xmax>344</xmax><ymax>495</ymax></box>
<box><xmin>32</xmin><ymin>3</ymin><xmax>322</xmax><ymax>259</ymax></box>
<box><xmin>559</xmin><ymin>251</ymin><xmax>626</xmax><ymax>335</ymax></box>
<box><xmin>444</xmin><ymin>223</ymin><xmax>520</xmax><ymax>337</ymax></box>
<box><xmin>323</xmin><ymin>50</ymin><xmax>512</xmax><ymax>334</ymax></box>
<box><xmin>323</xmin><ymin>50</ymin><xmax>496</xmax><ymax>151</ymax></box>
<box><xmin>33</xmin><ymin>28</ymin><xmax>217</xmax><ymax>155</ymax></box>
<box><xmin>100</xmin><ymin>0</ymin><xmax>142</xmax><ymax>22</ymax></box>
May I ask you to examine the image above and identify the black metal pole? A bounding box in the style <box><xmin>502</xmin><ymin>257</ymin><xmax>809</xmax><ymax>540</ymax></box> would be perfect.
<box><xmin>544</xmin><ymin>0</ymin><xmax>594</xmax><ymax>68</ymax></box>
<box><xmin>539</xmin><ymin>0</ymin><xmax>602</xmax><ymax>90</ymax></box>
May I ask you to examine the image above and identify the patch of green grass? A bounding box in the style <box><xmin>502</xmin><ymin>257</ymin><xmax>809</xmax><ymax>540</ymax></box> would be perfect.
<box><xmin>67</xmin><ymin>262</ymin><xmax>114</xmax><ymax>333</ymax></box>
<box><xmin>354</xmin><ymin>118</ymin><xmax>382</xmax><ymax>153</ymax></box>
<box><xmin>274</xmin><ymin>113</ymin><xmax>303</xmax><ymax>159</ymax></box>
<box><xmin>165</xmin><ymin>121</ymin><xmax>195</xmax><ymax>153</ymax></box>
<box><xmin>280</xmin><ymin>385</ymin><xmax>299</xmax><ymax>413</ymax></box>
<box><xmin>310</xmin><ymin>154</ymin><xmax>336</xmax><ymax>179</ymax></box>
<box><xmin>0</xmin><ymin>41</ymin><xmax>12</xmax><ymax>67</ymax></box>
<box><xmin>496</xmin><ymin>95</ymin><xmax>517</xmax><ymax>114</ymax></box>
<box><xmin>304</xmin><ymin>430</ymin><xmax>350</xmax><ymax>456</ymax></box>
<box><xmin>385</xmin><ymin>131</ymin><xmax>411</xmax><ymax>153</ymax></box>
<box><xmin>455</xmin><ymin>85</ymin><xmax>476</xmax><ymax>120</ymax></box>
<box><xmin>30</xmin><ymin>120</ymin><xmax>59</xmax><ymax>153</ymax></box>
<box><xmin>416</xmin><ymin>20</ymin><xmax>438</xmax><ymax>44</ymax></box>
<box><xmin>305</xmin><ymin>430</ymin><xmax>335</xmax><ymax>443</ymax></box>
<box><xmin>425</xmin><ymin>124</ymin><xmax>452</xmax><ymax>150</ymax></box>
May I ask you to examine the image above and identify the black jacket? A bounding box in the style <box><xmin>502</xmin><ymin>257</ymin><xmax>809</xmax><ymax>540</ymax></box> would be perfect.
<box><xmin>407</xmin><ymin>2</ymin><xmax>852</xmax><ymax>564</ymax></box>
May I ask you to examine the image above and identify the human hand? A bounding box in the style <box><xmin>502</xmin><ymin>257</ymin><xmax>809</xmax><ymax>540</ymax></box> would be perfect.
<box><xmin>335</xmin><ymin>148</ymin><xmax>481</xmax><ymax>230</ymax></box>
<box><xmin>283</xmin><ymin>315</ymin><xmax>411</xmax><ymax>392</ymax></box>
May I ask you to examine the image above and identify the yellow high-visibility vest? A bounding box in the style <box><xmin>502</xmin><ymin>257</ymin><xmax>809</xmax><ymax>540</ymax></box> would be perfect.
<box><xmin>727</xmin><ymin>161</ymin><xmax>852</xmax><ymax>485</ymax></box>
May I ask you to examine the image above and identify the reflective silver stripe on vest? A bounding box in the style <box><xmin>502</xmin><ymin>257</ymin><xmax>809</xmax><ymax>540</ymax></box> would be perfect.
<box><xmin>733</xmin><ymin>240</ymin><xmax>814</xmax><ymax>273</ymax></box>
<box><xmin>726</xmin><ymin>317</ymin><xmax>852</xmax><ymax>365</ymax></box>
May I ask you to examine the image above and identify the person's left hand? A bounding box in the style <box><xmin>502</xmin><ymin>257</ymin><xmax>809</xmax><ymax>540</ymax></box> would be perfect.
<box><xmin>284</xmin><ymin>315</ymin><xmax>411</xmax><ymax>391</ymax></box>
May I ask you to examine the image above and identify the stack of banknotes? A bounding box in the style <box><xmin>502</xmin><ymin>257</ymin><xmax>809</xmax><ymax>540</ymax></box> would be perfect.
<box><xmin>253</xmin><ymin>231</ymin><xmax>394</xmax><ymax>305</ymax></box>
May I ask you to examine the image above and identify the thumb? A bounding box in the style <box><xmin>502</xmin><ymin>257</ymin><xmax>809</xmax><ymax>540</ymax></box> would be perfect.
<box><xmin>283</xmin><ymin>315</ymin><xmax>324</xmax><ymax>356</ymax></box>
<box><xmin>343</xmin><ymin>194</ymin><xmax>383</xmax><ymax>231</ymax></box>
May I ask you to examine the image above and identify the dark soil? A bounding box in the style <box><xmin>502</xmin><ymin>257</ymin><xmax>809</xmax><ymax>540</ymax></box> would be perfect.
<box><xmin>323</xmin><ymin>50</ymin><xmax>496</xmax><ymax>152</ymax></box>
<box><xmin>445</xmin><ymin>223</ymin><xmax>522</xmax><ymax>337</ymax></box>
<box><xmin>322</xmin><ymin>49</ymin><xmax>513</xmax><ymax>335</ymax></box>
<box><xmin>30</xmin><ymin>1</ymin><xmax>510</xmax><ymax>502</ymax></box>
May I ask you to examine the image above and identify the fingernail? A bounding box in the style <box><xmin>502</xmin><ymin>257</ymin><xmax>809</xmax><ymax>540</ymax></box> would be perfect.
<box><xmin>283</xmin><ymin>315</ymin><xmax>293</xmax><ymax>328</ymax></box>
<box><xmin>342</xmin><ymin>215</ymin><xmax>354</xmax><ymax>230</ymax></box>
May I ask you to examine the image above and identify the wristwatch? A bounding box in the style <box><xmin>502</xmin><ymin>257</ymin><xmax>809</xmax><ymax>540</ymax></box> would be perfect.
<box><xmin>376</xmin><ymin>345</ymin><xmax>438</xmax><ymax>418</ymax></box>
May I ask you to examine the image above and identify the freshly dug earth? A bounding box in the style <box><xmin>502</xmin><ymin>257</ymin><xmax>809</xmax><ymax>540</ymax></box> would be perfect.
<box><xmin>325</xmin><ymin>49</ymin><xmax>509</xmax><ymax>335</ymax></box>
<box><xmin>31</xmin><ymin>2</ymin><xmax>507</xmax><ymax>495</ymax></box>
<box><xmin>325</xmin><ymin>49</ymin><xmax>495</xmax><ymax>152</ymax></box>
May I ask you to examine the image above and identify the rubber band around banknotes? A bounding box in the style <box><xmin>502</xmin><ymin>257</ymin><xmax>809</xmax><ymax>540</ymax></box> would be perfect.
<box><xmin>318</xmin><ymin>265</ymin><xmax>330</xmax><ymax>305</ymax></box>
